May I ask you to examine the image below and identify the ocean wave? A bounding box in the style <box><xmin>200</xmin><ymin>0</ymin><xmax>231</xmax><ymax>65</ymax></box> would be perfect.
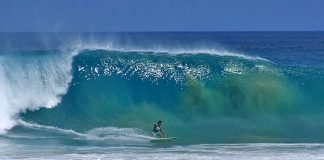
<box><xmin>1</xmin><ymin>44</ymin><xmax>324</xmax><ymax>143</ymax></box>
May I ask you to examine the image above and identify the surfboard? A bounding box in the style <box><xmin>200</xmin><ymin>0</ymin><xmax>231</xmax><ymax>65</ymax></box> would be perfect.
<box><xmin>150</xmin><ymin>137</ymin><xmax>178</xmax><ymax>143</ymax></box>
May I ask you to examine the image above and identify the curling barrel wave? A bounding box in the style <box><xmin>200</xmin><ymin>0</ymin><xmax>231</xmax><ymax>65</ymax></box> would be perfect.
<box><xmin>14</xmin><ymin>48</ymin><xmax>324</xmax><ymax>143</ymax></box>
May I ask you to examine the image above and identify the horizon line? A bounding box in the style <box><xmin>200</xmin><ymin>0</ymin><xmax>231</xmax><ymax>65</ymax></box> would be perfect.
<box><xmin>0</xmin><ymin>30</ymin><xmax>324</xmax><ymax>33</ymax></box>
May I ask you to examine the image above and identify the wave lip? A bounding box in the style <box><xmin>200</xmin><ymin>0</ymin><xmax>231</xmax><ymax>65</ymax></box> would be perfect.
<box><xmin>71</xmin><ymin>42</ymin><xmax>269</xmax><ymax>61</ymax></box>
<box><xmin>0</xmin><ymin>50</ymin><xmax>74</xmax><ymax>134</ymax></box>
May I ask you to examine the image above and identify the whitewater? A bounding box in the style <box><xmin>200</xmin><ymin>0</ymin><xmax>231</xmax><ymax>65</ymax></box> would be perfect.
<box><xmin>0</xmin><ymin>32</ymin><xmax>324</xmax><ymax>159</ymax></box>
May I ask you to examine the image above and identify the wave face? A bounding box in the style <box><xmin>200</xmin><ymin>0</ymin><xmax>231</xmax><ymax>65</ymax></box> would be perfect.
<box><xmin>1</xmin><ymin>32</ymin><xmax>324</xmax><ymax>144</ymax></box>
<box><xmin>21</xmin><ymin>50</ymin><xmax>324</xmax><ymax>143</ymax></box>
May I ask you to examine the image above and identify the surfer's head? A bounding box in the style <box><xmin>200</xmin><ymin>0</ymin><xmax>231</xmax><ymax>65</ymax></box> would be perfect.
<box><xmin>157</xmin><ymin>120</ymin><xmax>162</xmax><ymax>125</ymax></box>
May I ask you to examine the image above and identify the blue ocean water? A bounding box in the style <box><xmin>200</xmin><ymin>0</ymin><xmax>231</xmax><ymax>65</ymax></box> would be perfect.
<box><xmin>0</xmin><ymin>32</ymin><xmax>324</xmax><ymax>159</ymax></box>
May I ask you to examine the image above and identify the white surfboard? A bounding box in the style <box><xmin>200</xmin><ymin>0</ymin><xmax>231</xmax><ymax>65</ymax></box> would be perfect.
<box><xmin>150</xmin><ymin>137</ymin><xmax>178</xmax><ymax>143</ymax></box>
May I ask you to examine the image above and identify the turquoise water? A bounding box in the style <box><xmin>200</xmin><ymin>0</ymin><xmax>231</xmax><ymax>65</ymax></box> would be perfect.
<box><xmin>0</xmin><ymin>32</ymin><xmax>324</xmax><ymax>159</ymax></box>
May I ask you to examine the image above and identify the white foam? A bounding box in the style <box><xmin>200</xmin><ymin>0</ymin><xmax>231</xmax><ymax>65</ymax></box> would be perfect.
<box><xmin>2</xmin><ymin>143</ymin><xmax>324</xmax><ymax>160</ymax></box>
<box><xmin>0</xmin><ymin>50</ymin><xmax>75</xmax><ymax>134</ymax></box>
<box><xmin>86</xmin><ymin>127</ymin><xmax>152</xmax><ymax>141</ymax></box>
<box><xmin>18</xmin><ymin>120</ymin><xmax>151</xmax><ymax>142</ymax></box>
<box><xmin>71</xmin><ymin>42</ymin><xmax>269</xmax><ymax>61</ymax></box>
<box><xmin>17</xmin><ymin>119</ymin><xmax>87</xmax><ymax>137</ymax></box>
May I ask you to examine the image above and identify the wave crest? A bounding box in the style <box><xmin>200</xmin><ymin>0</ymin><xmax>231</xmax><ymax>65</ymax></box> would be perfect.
<box><xmin>0</xmin><ymin>50</ymin><xmax>74</xmax><ymax>134</ymax></box>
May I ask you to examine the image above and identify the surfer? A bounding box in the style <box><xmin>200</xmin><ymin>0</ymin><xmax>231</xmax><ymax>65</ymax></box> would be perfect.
<box><xmin>152</xmin><ymin>120</ymin><xmax>164</xmax><ymax>138</ymax></box>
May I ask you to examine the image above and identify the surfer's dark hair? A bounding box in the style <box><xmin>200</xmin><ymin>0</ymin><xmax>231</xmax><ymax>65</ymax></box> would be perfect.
<box><xmin>157</xmin><ymin>120</ymin><xmax>162</xmax><ymax>124</ymax></box>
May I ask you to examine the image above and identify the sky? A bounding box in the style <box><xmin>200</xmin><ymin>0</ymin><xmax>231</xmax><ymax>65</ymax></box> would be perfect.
<box><xmin>0</xmin><ymin>0</ymin><xmax>323</xmax><ymax>32</ymax></box>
